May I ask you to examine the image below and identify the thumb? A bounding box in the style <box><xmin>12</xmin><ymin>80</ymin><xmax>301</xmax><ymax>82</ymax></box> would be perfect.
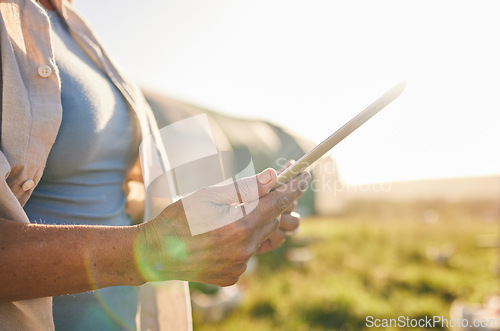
<box><xmin>248</xmin><ymin>168</ymin><xmax>277</xmax><ymax>198</ymax></box>
<box><xmin>206</xmin><ymin>168</ymin><xmax>277</xmax><ymax>205</ymax></box>
<box><xmin>230</xmin><ymin>168</ymin><xmax>277</xmax><ymax>212</ymax></box>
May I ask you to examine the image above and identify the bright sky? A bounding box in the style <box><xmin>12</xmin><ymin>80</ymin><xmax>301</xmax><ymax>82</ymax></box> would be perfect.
<box><xmin>74</xmin><ymin>0</ymin><xmax>499</xmax><ymax>184</ymax></box>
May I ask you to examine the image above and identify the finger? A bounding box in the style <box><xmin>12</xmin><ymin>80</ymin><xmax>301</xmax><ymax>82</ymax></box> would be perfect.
<box><xmin>257</xmin><ymin>171</ymin><xmax>311</xmax><ymax>224</ymax></box>
<box><xmin>251</xmin><ymin>216</ymin><xmax>281</xmax><ymax>247</ymax></box>
<box><xmin>207</xmin><ymin>168</ymin><xmax>278</xmax><ymax>205</ymax></box>
<box><xmin>279</xmin><ymin>212</ymin><xmax>301</xmax><ymax>232</ymax></box>
<box><xmin>243</xmin><ymin>171</ymin><xmax>309</xmax><ymax>247</ymax></box>
<box><xmin>255</xmin><ymin>229</ymin><xmax>286</xmax><ymax>254</ymax></box>
<box><xmin>284</xmin><ymin>200</ymin><xmax>298</xmax><ymax>214</ymax></box>
<box><xmin>255</xmin><ymin>212</ymin><xmax>300</xmax><ymax>253</ymax></box>
<box><xmin>236</xmin><ymin>168</ymin><xmax>278</xmax><ymax>199</ymax></box>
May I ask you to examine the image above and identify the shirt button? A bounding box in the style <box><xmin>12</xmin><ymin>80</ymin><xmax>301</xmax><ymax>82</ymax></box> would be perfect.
<box><xmin>22</xmin><ymin>179</ymin><xmax>35</xmax><ymax>191</ymax></box>
<box><xmin>38</xmin><ymin>65</ymin><xmax>52</xmax><ymax>78</ymax></box>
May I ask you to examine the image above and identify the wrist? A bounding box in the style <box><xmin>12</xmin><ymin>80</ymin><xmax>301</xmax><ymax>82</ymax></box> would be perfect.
<box><xmin>124</xmin><ymin>224</ymin><xmax>147</xmax><ymax>286</ymax></box>
<box><xmin>134</xmin><ymin>218</ymin><xmax>169</xmax><ymax>283</ymax></box>
<box><xmin>133</xmin><ymin>206</ymin><xmax>184</xmax><ymax>283</ymax></box>
<box><xmin>88</xmin><ymin>225</ymin><xmax>146</xmax><ymax>287</ymax></box>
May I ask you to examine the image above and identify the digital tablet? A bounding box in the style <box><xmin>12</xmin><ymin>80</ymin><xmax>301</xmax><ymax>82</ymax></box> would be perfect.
<box><xmin>274</xmin><ymin>81</ymin><xmax>406</xmax><ymax>188</ymax></box>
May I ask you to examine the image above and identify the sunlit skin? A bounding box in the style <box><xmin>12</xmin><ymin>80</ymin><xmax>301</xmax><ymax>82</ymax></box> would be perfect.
<box><xmin>134</xmin><ymin>170</ymin><xmax>309</xmax><ymax>286</ymax></box>
<box><xmin>0</xmin><ymin>168</ymin><xmax>309</xmax><ymax>301</ymax></box>
<box><xmin>0</xmin><ymin>0</ymin><xmax>307</xmax><ymax>303</ymax></box>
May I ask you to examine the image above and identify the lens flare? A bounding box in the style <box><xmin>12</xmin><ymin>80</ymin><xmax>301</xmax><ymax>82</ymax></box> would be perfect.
<box><xmin>77</xmin><ymin>247</ymin><xmax>137</xmax><ymax>330</ymax></box>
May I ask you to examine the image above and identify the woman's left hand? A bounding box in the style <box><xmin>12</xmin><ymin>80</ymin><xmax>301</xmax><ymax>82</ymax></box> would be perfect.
<box><xmin>124</xmin><ymin>158</ymin><xmax>146</xmax><ymax>224</ymax></box>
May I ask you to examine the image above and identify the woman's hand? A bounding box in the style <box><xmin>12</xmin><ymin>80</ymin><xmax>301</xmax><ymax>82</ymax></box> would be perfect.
<box><xmin>134</xmin><ymin>168</ymin><xmax>310</xmax><ymax>287</ymax></box>
<box><xmin>124</xmin><ymin>157</ymin><xmax>146</xmax><ymax>224</ymax></box>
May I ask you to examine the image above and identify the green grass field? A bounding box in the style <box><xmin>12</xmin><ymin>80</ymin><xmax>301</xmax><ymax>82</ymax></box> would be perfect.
<box><xmin>192</xmin><ymin>201</ymin><xmax>500</xmax><ymax>330</ymax></box>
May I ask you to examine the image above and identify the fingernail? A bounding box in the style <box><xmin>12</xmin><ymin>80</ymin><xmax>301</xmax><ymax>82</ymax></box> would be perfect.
<box><xmin>257</xmin><ymin>169</ymin><xmax>272</xmax><ymax>184</ymax></box>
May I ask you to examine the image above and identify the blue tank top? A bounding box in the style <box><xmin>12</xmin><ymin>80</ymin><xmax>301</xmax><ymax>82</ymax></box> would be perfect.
<box><xmin>24</xmin><ymin>10</ymin><xmax>141</xmax><ymax>330</ymax></box>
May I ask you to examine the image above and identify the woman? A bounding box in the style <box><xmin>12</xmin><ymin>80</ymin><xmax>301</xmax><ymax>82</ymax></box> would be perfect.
<box><xmin>0</xmin><ymin>0</ymin><xmax>308</xmax><ymax>329</ymax></box>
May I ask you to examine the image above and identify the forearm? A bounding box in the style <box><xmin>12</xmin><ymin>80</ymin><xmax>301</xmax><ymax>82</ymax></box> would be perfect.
<box><xmin>0</xmin><ymin>218</ymin><xmax>144</xmax><ymax>302</ymax></box>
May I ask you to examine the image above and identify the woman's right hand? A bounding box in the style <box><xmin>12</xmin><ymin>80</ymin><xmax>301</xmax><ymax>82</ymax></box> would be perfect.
<box><xmin>134</xmin><ymin>168</ymin><xmax>310</xmax><ymax>286</ymax></box>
